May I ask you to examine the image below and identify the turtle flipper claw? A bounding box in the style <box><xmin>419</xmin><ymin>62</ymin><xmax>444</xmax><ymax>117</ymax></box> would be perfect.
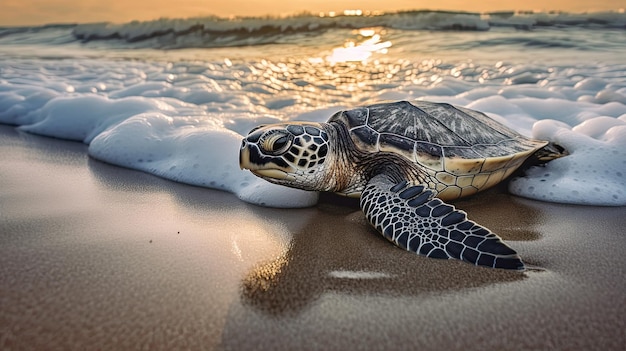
<box><xmin>360</xmin><ymin>175</ymin><xmax>525</xmax><ymax>270</ymax></box>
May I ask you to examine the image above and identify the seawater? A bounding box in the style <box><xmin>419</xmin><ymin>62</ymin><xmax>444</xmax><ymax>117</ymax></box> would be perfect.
<box><xmin>1</xmin><ymin>10</ymin><xmax>625</xmax><ymax>207</ymax></box>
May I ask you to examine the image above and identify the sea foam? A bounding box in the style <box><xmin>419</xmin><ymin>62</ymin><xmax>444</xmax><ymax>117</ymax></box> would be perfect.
<box><xmin>509</xmin><ymin>117</ymin><xmax>626</xmax><ymax>206</ymax></box>
<box><xmin>1</xmin><ymin>54</ymin><xmax>625</xmax><ymax>208</ymax></box>
<box><xmin>89</xmin><ymin>112</ymin><xmax>318</xmax><ymax>207</ymax></box>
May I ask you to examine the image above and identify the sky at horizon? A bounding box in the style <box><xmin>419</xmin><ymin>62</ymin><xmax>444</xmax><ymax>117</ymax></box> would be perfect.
<box><xmin>1</xmin><ymin>0</ymin><xmax>624</xmax><ymax>26</ymax></box>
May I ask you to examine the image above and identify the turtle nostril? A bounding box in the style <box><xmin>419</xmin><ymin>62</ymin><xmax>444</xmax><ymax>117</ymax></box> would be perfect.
<box><xmin>241</xmin><ymin>140</ymin><xmax>247</xmax><ymax>149</ymax></box>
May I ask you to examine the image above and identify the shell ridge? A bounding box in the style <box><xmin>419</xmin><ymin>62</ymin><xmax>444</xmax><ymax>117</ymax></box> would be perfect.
<box><xmin>420</xmin><ymin>102</ymin><xmax>517</xmax><ymax>145</ymax></box>
<box><xmin>450</xmin><ymin>104</ymin><xmax>521</xmax><ymax>140</ymax></box>
<box><xmin>411</xmin><ymin>102</ymin><xmax>475</xmax><ymax>146</ymax></box>
<box><xmin>341</xmin><ymin>101</ymin><xmax>545</xmax><ymax>163</ymax></box>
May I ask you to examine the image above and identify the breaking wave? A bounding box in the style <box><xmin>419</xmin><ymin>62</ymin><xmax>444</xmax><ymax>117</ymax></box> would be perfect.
<box><xmin>1</xmin><ymin>10</ymin><xmax>624</xmax><ymax>50</ymax></box>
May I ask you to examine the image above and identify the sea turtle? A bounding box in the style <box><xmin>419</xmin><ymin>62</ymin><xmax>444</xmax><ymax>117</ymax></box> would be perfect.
<box><xmin>239</xmin><ymin>101</ymin><xmax>562</xmax><ymax>270</ymax></box>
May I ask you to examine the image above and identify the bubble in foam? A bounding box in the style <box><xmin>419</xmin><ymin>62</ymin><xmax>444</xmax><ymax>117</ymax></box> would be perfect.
<box><xmin>595</xmin><ymin>89</ymin><xmax>626</xmax><ymax>104</ymax></box>
<box><xmin>574</xmin><ymin>78</ymin><xmax>607</xmax><ymax>92</ymax></box>
<box><xmin>573</xmin><ymin>116</ymin><xmax>624</xmax><ymax>139</ymax></box>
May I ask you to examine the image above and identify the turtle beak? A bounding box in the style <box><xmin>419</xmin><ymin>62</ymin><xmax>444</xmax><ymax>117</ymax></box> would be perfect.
<box><xmin>239</xmin><ymin>136</ymin><xmax>296</xmax><ymax>180</ymax></box>
<box><xmin>250</xmin><ymin>169</ymin><xmax>295</xmax><ymax>181</ymax></box>
<box><xmin>240</xmin><ymin>144</ymin><xmax>295</xmax><ymax>180</ymax></box>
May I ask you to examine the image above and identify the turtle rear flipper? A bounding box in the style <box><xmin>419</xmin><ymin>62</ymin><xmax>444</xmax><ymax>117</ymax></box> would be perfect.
<box><xmin>360</xmin><ymin>174</ymin><xmax>525</xmax><ymax>270</ymax></box>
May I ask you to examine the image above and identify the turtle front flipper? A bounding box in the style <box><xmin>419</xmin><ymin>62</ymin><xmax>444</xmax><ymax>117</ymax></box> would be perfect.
<box><xmin>360</xmin><ymin>174</ymin><xmax>524</xmax><ymax>270</ymax></box>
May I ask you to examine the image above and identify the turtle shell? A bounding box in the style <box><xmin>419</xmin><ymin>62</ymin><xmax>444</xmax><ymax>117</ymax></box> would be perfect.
<box><xmin>328</xmin><ymin>101</ymin><xmax>548</xmax><ymax>199</ymax></box>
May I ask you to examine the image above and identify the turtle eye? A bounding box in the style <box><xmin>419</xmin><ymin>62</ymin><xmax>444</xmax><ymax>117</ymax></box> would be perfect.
<box><xmin>259</xmin><ymin>130</ymin><xmax>293</xmax><ymax>156</ymax></box>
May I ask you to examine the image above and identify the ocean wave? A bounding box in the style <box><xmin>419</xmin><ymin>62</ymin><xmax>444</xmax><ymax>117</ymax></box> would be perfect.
<box><xmin>0</xmin><ymin>10</ymin><xmax>624</xmax><ymax>51</ymax></box>
<box><xmin>67</xmin><ymin>10</ymin><xmax>625</xmax><ymax>49</ymax></box>
<box><xmin>485</xmin><ymin>10</ymin><xmax>626</xmax><ymax>29</ymax></box>
<box><xmin>69</xmin><ymin>11</ymin><xmax>490</xmax><ymax>49</ymax></box>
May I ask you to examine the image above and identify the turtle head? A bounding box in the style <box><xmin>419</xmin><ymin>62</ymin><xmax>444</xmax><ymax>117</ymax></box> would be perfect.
<box><xmin>239</xmin><ymin>123</ymin><xmax>332</xmax><ymax>191</ymax></box>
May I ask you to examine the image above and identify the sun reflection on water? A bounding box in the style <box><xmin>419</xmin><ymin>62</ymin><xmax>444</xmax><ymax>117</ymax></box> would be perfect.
<box><xmin>209</xmin><ymin>29</ymin><xmax>525</xmax><ymax>111</ymax></box>
<box><xmin>326</xmin><ymin>28</ymin><xmax>392</xmax><ymax>65</ymax></box>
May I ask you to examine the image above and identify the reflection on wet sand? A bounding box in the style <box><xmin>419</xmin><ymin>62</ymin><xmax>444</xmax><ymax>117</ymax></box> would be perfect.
<box><xmin>3</xmin><ymin>126</ymin><xmax>624</xmax><ymax>350</ymax></box>
<box><xmin>240</xmin><ymin>188</ymin><xmax>540</xmax><ymax>316</ymax></box>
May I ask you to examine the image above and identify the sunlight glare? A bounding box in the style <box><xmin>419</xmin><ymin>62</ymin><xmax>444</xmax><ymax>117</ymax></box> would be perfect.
<box><xmin>343</xmin><ymin>9</ymin><xmax>363</xmax><ymax>16</ymax></box>
<box><xmin>358</xmin><ymin>28</ymin><xmax>376</xmax><ymax>37</ymax></box>
<box><xmin>326</xmin><ymin>31</ymin><xmax>392</xmax><ymax>64</ymax></box>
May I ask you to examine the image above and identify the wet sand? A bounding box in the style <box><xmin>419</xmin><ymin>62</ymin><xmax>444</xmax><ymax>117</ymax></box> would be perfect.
<box><xmin>1</xmin><ymin>124</ymin><xmax>625</xmax><ymax>350</ymax></box>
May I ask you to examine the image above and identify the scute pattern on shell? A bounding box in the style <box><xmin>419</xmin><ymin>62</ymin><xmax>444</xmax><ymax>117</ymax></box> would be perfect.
<box><xmin>330</xmin><ymin>101</ymin><xmax>545</xmax><ymax>160</ymax></box>
<box><xmin>329</xmin><ymin>101</ymin><xmax>548</xmax><ymax>200</ymax></box>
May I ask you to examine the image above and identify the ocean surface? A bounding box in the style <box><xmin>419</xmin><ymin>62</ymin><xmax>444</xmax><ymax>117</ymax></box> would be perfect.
<box><xmin>1</xmin><ymin>10</ymin><xmax>625</xmax><ymax>207</ymax></box>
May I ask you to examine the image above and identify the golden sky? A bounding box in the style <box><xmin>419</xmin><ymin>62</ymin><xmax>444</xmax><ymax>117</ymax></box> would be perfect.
<box><xmin>1</xmin><ymin>0</ymin><xmax>624</xmax><ymax>26</ymax></box>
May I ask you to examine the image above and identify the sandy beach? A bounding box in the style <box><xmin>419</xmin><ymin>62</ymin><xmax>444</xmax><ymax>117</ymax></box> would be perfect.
<box><xmin>1</xmin><ymin>124</ymin><xmax>625</xmax><ymax>350</ymax></box>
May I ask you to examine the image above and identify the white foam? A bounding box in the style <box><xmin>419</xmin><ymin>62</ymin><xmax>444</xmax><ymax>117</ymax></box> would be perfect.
<box><xmin>509</xmin><ymin>118</ymin><xmax>626</xmax><ymax>206</ymax></box>
<box><xmin>1</xmin><ymin>56</ymin><xmax>624</xmax><ymax>208</ymax></box>
<box><xmin>19</xmin><ymin>95</ymin><xmax>172</xmax><ymax>142</ymax></box>
<box><xmin>0</xmin><ymin>61</ymin><xmax>318</xmax><ymax>208</ymax></box>
<box><xmin>89</xmin><ymin>113</ymin><xmax>318</xmax><ymax>208</ymax></box>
